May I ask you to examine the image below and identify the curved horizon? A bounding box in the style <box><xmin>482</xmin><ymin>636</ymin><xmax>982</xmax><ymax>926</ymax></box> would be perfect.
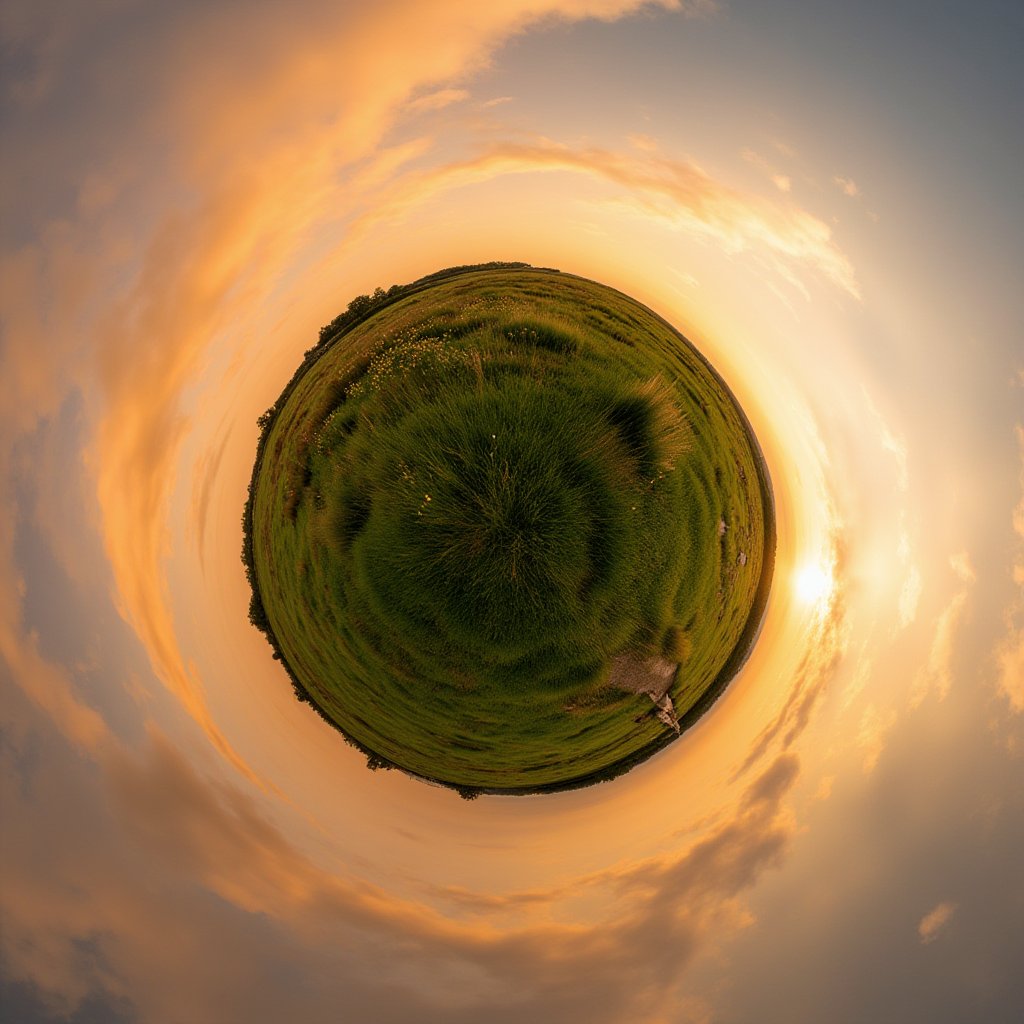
<box><xmin>242</xmin><ymin>262</ymin><xmax>777</xmax><ymax>793</ymax></box>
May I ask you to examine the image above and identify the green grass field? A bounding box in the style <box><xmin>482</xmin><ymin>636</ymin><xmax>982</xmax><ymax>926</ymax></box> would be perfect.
<box><xmin>244</xmin><ymin>265</ymin><xmax>774</xmax><ymax>794</ymax></box>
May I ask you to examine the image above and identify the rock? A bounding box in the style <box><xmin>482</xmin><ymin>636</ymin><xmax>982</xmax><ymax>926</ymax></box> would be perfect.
<box><xmin>654</xmin><ymin>693</ymin><xmax>681</xmax><ymax>734</ymax></box>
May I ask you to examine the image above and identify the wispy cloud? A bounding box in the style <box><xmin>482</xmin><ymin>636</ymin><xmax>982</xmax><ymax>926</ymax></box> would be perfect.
<box><xmin>862</xmin><ymin>386</ymin><xmax>909</xmax><ymax>492</ymax></box>
<box><xmin>2</xmin><ymin>0</ymin><xmax>687</xmax><ymax>782</ymax></box>
<box><xmin>899</xmin><ymin>565</ymin><xmax>923</xmax><ymax>630</ymax></box>
<box><xmin>918</xmin><ymin>901</ymin><xmax>957</xmax><ymax>944</ymax></box>
<box><xmin>187</xmin><ymin>421</ymin><xmax>232</xmax><ymax>575</ymax></box>
<box><xmin>860</xmin><ymin>389</ymin><xmax>920</xmax><ymax>629</ymax></box>
<box><xmin>995</xmin><ymin>423</ymin><xmax>1024</xmax><ymax>712</ymax></box>
<box><xmin>355</xmin><ymin>139</ymin><xmax>860</xmax><ymax>298</ymax></box>
<box><xmin>741</xmin><ymin>148</ymin><xmax>794</xmax><ymax>195</ymax></box>
<box><xmin>832</xmin><ymin>175</ymin><xmax>861</xmax><ymax>198</ymax></box>
<box><xmin>0</xmin><ymin>713</ymin><xmax>801</xmax><ymax>1024</ymax></box>
<box><xmin>408</xmin><ymin>88</ymin><xmax>471</xmax><ymax>113</ymax></box>
<box><xmin>628</xmin><ymin>132</ymin><xmax>660</xmax><ymax>152</ymax></box>
<box><xmin>857</xmin><ymin>702</ymin><xmax>898</xmax><ymax>773</ymax></box>
<box><xmin>910</xmin><ymin>552</ymin><xmax>975</xmax><ymax>707</ymax></box>
<box><xmin>0</xmin><ymin>445</ymin><xmax>111</xmax><ymax>754</ymax></box>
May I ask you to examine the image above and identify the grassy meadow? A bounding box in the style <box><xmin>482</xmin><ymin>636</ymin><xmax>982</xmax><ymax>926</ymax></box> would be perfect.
<box><xmin>245</xmin><ymin>265</ymin><xmax>774</xmax><ymax>794</ymax></box>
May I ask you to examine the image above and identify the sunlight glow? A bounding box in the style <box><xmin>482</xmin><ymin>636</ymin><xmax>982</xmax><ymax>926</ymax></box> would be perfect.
<box><xmin>793</xmin><ymin>561</ymin><xmax>834</xmax><ymax>606</ymax></box>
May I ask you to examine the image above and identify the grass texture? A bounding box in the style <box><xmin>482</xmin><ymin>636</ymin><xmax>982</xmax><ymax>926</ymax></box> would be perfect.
<box><xmin>244</xmin><ymin>265</ymin><xmax>774</xmax><ymax>794</ymax></box>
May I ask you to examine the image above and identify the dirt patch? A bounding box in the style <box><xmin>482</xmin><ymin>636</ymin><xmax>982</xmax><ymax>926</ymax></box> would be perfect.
<box><xmin>608</xmin><ymin>654</ymin><xmax>677</xmax><ymax>699</ymax></box>
<box><xmin>608</xmin><ymin>655</ymin><xmax>681</xmax><ymax>733</ymax></box>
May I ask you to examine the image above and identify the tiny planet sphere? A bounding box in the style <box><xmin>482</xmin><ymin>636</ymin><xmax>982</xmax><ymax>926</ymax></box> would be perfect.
<box><xmin>243</xmin><ymin>264</ymin><xmax>774</xmax><ymax>796</ymax></box>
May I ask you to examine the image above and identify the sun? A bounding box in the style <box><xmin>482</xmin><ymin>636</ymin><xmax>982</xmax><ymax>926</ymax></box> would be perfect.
<box><xmin>793</xmin><ymin>560</ymin><xmax>833</xmax><ymax>607</ymax></box>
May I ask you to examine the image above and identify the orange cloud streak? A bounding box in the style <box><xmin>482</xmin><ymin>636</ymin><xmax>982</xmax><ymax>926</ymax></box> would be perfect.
<box><xmin>84</xmin><ymin>0</ymin><xmax>688</xmax><ymax>778</ymax></box>
<box><xmin>346</xmin><ymin>139</ymin><xmax>860</xmax><ymax>297</ymax></box>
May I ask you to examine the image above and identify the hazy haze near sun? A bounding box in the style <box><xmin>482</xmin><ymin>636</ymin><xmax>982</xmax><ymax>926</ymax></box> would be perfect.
<box><xmin>2</xmin><ymin>2</ymin><xmax>1022</xmax><ymax>1022</ymax></box>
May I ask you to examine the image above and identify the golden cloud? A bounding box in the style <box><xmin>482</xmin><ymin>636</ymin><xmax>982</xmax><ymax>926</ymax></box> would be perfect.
<box><xmin>995</xmin><ymin>424</ymin><xmax>1024</xmax><ymax>712</ymax></box>
<box><xmin>67</xmin><ymin>0</ymin><xmax>692</xmax><ymax>776</ymax></box>
<box><xmin>910</xmin><ymin>552</ymin><xmax>975</xmax><ymax>708</ymax></box>
<box><xmin>352</xmin><ymin>140</ymin><xmax>860</xmax><ymax>298</ymax></box>
<box><xmin>917</xmin><ymin>901</ymin><xmax>956</xmax><ymax>944</ymax></box>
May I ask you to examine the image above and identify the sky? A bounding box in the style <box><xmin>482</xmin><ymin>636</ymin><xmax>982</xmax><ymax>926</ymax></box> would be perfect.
<box><xmin>1</xmin><ymin>1</ymin><xmax>1022</xmax><ymax>1022</ymax></box>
